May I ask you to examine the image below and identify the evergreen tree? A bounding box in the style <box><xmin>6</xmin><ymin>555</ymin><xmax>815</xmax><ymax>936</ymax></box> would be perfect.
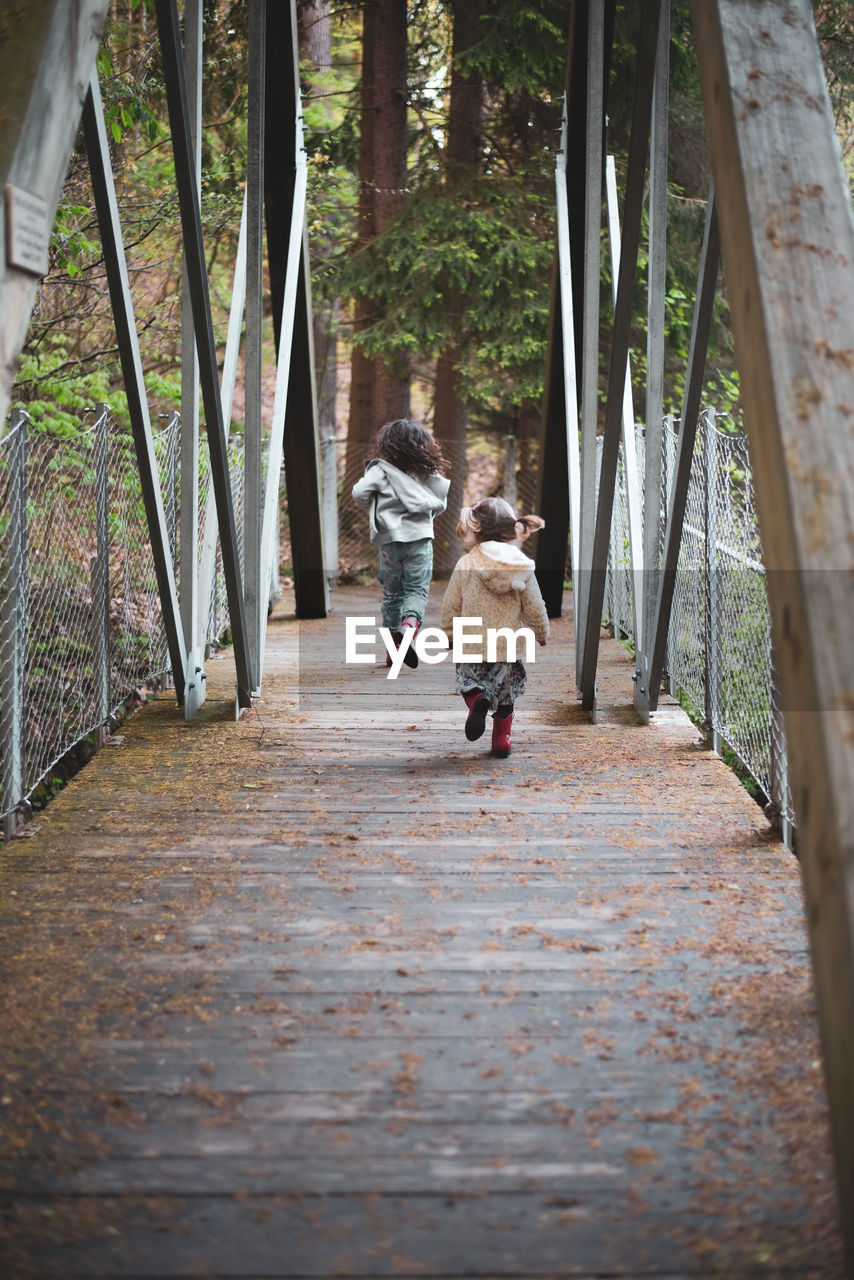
<box><xmin>432</xmin><ymin>0</ymin><xmax>488</xmax><ymax>573</ymax></box>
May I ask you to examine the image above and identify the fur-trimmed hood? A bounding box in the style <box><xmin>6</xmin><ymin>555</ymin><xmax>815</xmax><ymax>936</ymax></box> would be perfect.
<box><xmin>467</xmin><ymin>540</ymin><xmax>537</xmax><ymax>595</ymax></box>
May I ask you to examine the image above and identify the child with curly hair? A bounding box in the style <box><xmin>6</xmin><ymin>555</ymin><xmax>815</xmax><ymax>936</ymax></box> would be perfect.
<box><xmin>353</xmin><ymin>420</ymin><xmax>450</xmax><ymax>668</ymax></box>
<box><xmin>440</xmin><ymin>497</ymin><xmax>548</xmax><ymax>757</ymax></box>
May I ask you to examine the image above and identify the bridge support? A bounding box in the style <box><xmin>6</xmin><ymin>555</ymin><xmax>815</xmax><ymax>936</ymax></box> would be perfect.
<box><xmin>156</xmin><ymin>0</ymin><xmax>254</xmax><ymax>709</ymax></box>
<box><xmin>578</xmin><ymin>0</ymin><xmax>662</xmax><ymax>714</ymax></box>
<box><xmin>0</xmin><ymin>0</ymin><xmax>111</xmax><ymax>431</ymax></box>
<box><xmin>82</xmin><ymin>76</ymin><xmax>188</xmax><ymax>703</ymax></box>
<box><xmin>264</xmin><ymin>0</ymin><xmax>329</xmax><ymax>624</ymax></box>
<box><xmin>691</xmin><ymin>1</ymin><xmax>854</xmax><ymax>1265</ymax></box>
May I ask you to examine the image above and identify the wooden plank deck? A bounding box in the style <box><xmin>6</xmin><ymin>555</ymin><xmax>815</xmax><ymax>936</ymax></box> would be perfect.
<box><xmin>0</xmin><ymin>585</ymin><xmax>844</xmax><ymax>1278</ymax></box>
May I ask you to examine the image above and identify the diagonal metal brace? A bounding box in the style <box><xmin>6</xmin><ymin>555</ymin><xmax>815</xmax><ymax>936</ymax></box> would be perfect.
<box><xmin>82</xmin><ymin>76</ymin><xmax>187</xmax><ymax>702</ymax></box>
<box><xmin>643</xmin><ymin>190</ymin><xmax>720</xmax><ymax>714</ymax></box>
<box><xmin>155</xmin><ymin>0</ymin><xmax>254</xmax><ymax>707</ymax></box>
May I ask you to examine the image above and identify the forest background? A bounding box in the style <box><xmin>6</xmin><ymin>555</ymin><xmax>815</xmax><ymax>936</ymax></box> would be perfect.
<box><xmin>9</xmin><ymin>0</ymin><xmax>854</xmax><ymax>575</ymax></box>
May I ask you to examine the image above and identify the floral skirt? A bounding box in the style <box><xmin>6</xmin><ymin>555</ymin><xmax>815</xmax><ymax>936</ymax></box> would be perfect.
<box><xmin>455</xmin><ymin>660</ymin><xmax>527</xmax><ymax>710</ymax></box>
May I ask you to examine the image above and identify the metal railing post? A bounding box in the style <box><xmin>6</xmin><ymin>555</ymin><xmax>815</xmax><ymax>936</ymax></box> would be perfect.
<box><xmin>91</xmin><ymin>404</ymin><xmax>111</xmax><ymax>748</ymax></box>
<box><xmin>2</xmin><ymin>411</ymin><xmax>27</xmax><ymax>842</ymax></box>
<box><xmin>245</xmin><ymin>0</ymin><xmax>267</xmax><ymax>694</ymax></box>
<box><xmin>664</xmin><ymin>415</ymin><xmax>677</xmax><ymax>699</ymax></box>
<box><xmin>164</xmin><ymin>410</ymin><xmax>179</xmax><ymax>565</ymax></box>
<box><xmin>321</xmin><ymin>436</ymin><xmax>339</xmax><ymax>582</ymax></box>
<box><xmin>640</xmin><ymin>0</ymin><xmax>670</xmax><ymax>713</ymax></box>
<box><xmin>703</xmin><ymin>408</ymin><xmax>721</xmax><ymax>752</ymax></box>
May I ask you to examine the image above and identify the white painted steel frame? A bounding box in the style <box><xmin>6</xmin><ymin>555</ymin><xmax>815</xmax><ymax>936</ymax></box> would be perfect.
<box><xmin>1</xmin><ymin>410</ymin><xmax>26</xmax><ymax>842</ymax></box>
<box><xmin>635</xmin><ymin>0</ymin><xmax>669</xmax><ymax>721</ymax></box>
<box><xmin>554</xmin><ymin>103</ymin><xmax>581</xmax><ymax>603</ymax></box>
<box><xmin>179</xmin><ymin>0</ymin><xmax>205</xmax><ymax>718</ymax></box>
<box><xmin>256</xmin><ymin>105</ymin><xmax>309</xmax><ymax>687</ymax></box>
<box><xmin>155</xmin><ymin>0</ymin><xmax>254</xmax><ymax>708</ymax></box>
<box><xmin>245</xmin><ymin>0</ymin><xmax>267</xmax><ymax>695</ymax></box>
<box><xmin>604</xmin><ymin>154</ymin><xmax>644</xmax><ymax>655</ymax></box>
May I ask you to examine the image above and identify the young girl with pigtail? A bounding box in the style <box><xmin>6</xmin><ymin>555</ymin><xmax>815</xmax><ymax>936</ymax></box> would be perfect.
<box><xmin>440</xmin><ymin>497</ymin><xmax>549</xmax><ymax>758</ymax></box>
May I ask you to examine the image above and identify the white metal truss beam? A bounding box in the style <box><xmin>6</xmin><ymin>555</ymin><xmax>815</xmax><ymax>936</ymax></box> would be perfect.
<box><xmin>155</xmin><ymin>0</ymin><xmax>254</xmax><ymax>708</ymax></box>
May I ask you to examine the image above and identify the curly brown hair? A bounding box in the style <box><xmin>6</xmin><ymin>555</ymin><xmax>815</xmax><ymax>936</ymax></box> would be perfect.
<box><xmin>376</xmin><ymin>419</ymin><xmax>448</xmax><ymax>480</ymax></box>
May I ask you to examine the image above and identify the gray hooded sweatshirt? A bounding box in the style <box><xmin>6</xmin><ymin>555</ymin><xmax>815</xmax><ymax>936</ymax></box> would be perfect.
<box><xmin>352</xmin><ymin>459</ymin><xmax>450</xmax><ymax>546</ymax></box>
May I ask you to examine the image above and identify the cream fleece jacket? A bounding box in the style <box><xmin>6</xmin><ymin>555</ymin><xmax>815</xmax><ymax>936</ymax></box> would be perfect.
<box><xmin>440</xmin><ymin>540</ymin><xmax>550</xmax><ymax>660</ymax></box>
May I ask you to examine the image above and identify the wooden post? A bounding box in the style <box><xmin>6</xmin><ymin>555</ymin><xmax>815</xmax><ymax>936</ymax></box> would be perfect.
<box><xmin>0</xmin><ymin>0</ymin><xmax>111</xmax><ymax>430</ymax></box>
<box><xmin>690</xmin><ymin>1</ymin><xmax>854</xmax><ymax>1264</ymax></box>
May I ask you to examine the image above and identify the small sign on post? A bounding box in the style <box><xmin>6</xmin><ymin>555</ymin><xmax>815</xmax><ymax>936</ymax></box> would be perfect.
<box><xmin>5</xmin><ymin>184</ymin><xmax>50</xmax><ymax>277</ymax></box>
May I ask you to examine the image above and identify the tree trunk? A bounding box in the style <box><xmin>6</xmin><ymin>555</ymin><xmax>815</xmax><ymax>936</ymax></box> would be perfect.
<box><xmin>299</xmin><ymin>0</ymin><xmax>338</xmax><ymax>448</ymax></box>
<box><xmin>371</xmin><ymin>0</ymin><xmax>409</xmax><ymax>424</ymax></box>
<box><xmin>345</xmin><ymin>1</ymin><xmax>377</xmax><ymax>495</ymax></box>
<box><xmin>300</xmin><ymin>0</ymin><xmax>331</xmax><ymax>70</ymax></box>
<box><xmin>432</xmin><ymin>0</ymin><xmax>486</xmax><ymax>574</ymax></box>
<box><xmin>433</xmin><ymin>350</ymin><xmax>468</xmax><ymax>573</ymax></box>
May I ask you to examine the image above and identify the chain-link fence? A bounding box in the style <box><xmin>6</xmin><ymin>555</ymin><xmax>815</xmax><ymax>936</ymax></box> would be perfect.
<box><xmin>601</xmin><ymin>409</ymin><xmax>794</xmax><ymax>837</ymax></box>
<box><xmin>0</xmin><ymin>406</ymin><xmax>245</xmax><ymax>837</ymax></box>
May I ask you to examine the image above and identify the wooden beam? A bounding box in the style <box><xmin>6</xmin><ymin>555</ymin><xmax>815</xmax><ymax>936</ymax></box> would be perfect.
<box><xmin>690</xmin><ymin>0</ymin><xmax>854</xmax><ymax>1265</ymax></box>
<box><xmin>0</xmin><ymin>0</ymin><xmax>110</xmax><ymax>429</ymax></box>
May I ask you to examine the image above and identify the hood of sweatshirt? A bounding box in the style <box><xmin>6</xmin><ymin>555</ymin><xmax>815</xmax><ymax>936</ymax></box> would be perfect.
<box><xmin>368</xmin><ymin>459</ymin><xmax>450</xmax><ymax>514</ymax></box>
<box><xmin>469</xmin><ymin>540</ymin><xmax>536</xmax><ymax>594</ymax></box>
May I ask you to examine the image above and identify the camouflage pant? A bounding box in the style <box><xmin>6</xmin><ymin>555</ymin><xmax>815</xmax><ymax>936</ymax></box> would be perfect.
<box><xmin>377</xmin><ymin>538</ymin><xmax>433</xmax><ymax>628</ymax></box>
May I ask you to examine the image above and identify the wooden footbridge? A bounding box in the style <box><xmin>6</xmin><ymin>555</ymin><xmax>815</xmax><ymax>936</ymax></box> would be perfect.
<box><xmin>2</xmin><ymin>2</ymin><xmax>854</xmax><ymax>1276</ymax></box>
<box><xmin>0</xmin><ymin>586</ymin><xmax>844</xmax><ymax>1276</ymax></box>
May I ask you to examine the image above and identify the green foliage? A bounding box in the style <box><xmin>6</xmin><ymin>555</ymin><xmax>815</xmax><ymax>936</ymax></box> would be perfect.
<box><xmin>457</xmin><ymin>2</ymin><xmax>569</xmax><ymax>96</ymax></box>
<box><xmin>340</xmin><ymin>172</ymin><xmax>553</xmax><ymax>412</ymax></box>
<box><xmin>13</xmin><ymin>334</ymin><xmax>181</xmax><ymax>435</ymax></box>
<box><xmin>51</xmin><ymin>202</ymin><xmax>98</xmax><ymax>278</ymax></box>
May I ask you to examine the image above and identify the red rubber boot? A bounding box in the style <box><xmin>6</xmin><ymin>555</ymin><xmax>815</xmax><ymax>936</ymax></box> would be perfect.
<box><xmin>463</xmin><ymin>689</ymin><xmax>490</xmax><ymax>741</ymax></box>
<box><xmin>491</xmin><ymin>706</ymin><xmax>514</xmax><ymax>758</ymax></box>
